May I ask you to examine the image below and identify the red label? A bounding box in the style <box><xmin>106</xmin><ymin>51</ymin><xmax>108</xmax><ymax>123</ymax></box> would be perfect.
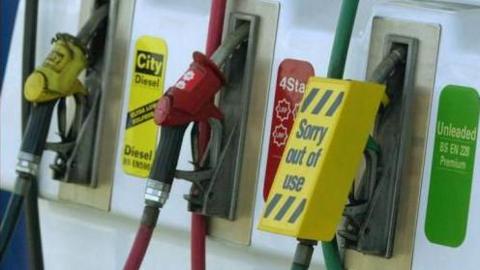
<box><xmin>263</xmin><ymin>59</ymin><xmax>314</xmax><ymax>200</ymax></box>
<box><xmin>174</xmin><ymin>65</ymin><xmax>205</xmax><ymax>92</ymax></box>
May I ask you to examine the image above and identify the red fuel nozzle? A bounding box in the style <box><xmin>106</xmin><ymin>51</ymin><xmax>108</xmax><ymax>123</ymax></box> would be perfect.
<box><xmin>154</xmin><ymin>52</ymin><xmax>224</xmax><ymax>127</ymax></box>
<box><xmin>145</xmin><ymin>52</ymin><xmax>226</xmax><ymax>206</ymax></box>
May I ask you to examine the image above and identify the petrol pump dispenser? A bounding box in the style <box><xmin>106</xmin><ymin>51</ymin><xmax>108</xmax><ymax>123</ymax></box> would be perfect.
<box><xmin>342</xmin><ymin>2</ymin><xmax>480</xmax><ymax>270</ymax></box>
<box><xmin>258</xmin><ymin>0</ymin><xmax>412</xmax><ymax>269</ymax></box>
<box><xmin>259</xmin><ymin>78</ymin><xmax>385</xmax><ymax>237</ymax></box>
<box><xmin>0</xmin><ymin>4</ymin><xmax>108</xmax><ymax>266</ymax></box>
<box><xmin>259</xmin><ymin>1</ymin><xmax>363</xmax><ymax>269</ymax></box>
<box><xmin>124</xmin><ymin>15</ymin><xmax>258</xmax><ymax>269</ymax></box>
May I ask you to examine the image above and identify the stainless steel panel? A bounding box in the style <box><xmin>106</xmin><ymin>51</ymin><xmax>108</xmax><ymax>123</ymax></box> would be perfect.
<box><xmin>200</xmin><ymin>13</ymin><xmax>259</xmax><ymax>219</ymax></box>
<box><xmin>208</xmin><ymin>0</ymin><xmax>280</xmax><ymax>245</ymax></box>
<box><xmin>59</xmin><ymin>0</ymin><xmax>136</xmax><ymax>210</ymax></box>
<box><xmin>345</xmin><ymin>17</ymin><xmax>440</xmax><ymax>270</ymax></box>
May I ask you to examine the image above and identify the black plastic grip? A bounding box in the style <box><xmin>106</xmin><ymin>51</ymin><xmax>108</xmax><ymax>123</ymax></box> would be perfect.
<box><xmin>20</xmin><ymin>101</ymin><xmax>56</xmax><ymax>156</ymax></box>
<box><xmin>149</xmin><ymin>125</ymin><xmax>188</xmax><ymax>185</ymax></box>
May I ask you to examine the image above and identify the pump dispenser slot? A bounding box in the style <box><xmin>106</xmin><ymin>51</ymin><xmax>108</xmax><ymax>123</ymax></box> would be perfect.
<box><xmin>341</xmin><ymin>35</ymin><xmax>418</xmax><ymax>257</ymax></box>
<box><xmin>188</xmin><ymin>13</ymin><xmax>259</xmax><ymax>220</ymax></box>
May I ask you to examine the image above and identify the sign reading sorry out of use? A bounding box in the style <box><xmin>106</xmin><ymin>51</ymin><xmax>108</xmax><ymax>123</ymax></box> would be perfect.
<box><xmin>259</xmin><ymin>78</ymin><xmax>384</xmax><ymax>241</ymax></box>
<box><xmin>122</xmin><ymin>36</ymin><xmax>167</xmax><ymax>178</ymax></box>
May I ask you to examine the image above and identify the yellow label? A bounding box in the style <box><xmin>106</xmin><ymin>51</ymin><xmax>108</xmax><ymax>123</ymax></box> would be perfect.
<box><xmin>258</xmin><ymin>77</ymin><xmax>384</xmax><ymax>241</ymax></box>
<box><xmin>122</xmin><ymin>36</ymin><xmax>167</xmax><ymax>177</ymax></box>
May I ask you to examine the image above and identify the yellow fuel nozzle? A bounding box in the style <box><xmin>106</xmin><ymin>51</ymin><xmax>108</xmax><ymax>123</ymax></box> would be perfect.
<box><xmin>24</xmin><ymin>33</ymin><xmax>88</xmax><ymax>102</ymax></box>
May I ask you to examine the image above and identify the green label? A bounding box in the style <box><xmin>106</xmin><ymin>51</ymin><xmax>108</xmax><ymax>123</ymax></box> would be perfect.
<box><xmin>425</xmin><ymin>85</ymin><xmax>479</xmax><ymax>247</ymax></box>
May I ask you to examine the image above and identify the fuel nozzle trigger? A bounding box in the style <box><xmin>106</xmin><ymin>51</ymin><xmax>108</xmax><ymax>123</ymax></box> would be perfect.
<box><xmin>180</xmin><ymin>118</ymin><xmax>223</xmax><ymax>206</ymax></box>
<box><xmin>339</xmin><ymin>148</ymin><xmax>381</xmax><ymax>243</ymax></box>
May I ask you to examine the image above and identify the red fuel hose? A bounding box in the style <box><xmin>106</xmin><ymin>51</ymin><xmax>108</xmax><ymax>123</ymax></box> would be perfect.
<box><xmin>124</xmin><ymin>225</ymin><xmax>153</xmax><ymax>269</ymax></box>
<box><xmin>205</xmin><ymin>0</ymin><xmax>227</xmax><ymax>58</ymax></box>
<box><xmin>124</xmin><ymin>1</ymin><xmax>227</xmax><ymax>269</ymax></box>
<box><xmin>191</xmin><ymin>1</ymin><xmax>226</xmax><ymax>270</ymax></box>
<box><xmin>191</xmin><ymin>214</ymin><xmax>207</xmax><ymax>270</ymax></box>
<box><xmin>124</xmin><ymin>206</ymin><xmax>159</xmax><ymax>270</ymax></box>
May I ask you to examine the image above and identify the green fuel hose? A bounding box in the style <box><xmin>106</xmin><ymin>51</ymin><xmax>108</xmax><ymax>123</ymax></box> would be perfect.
<box><xmin>320</xmin><ymin>240</ymin><xmax>342</xmax><ymax>270</ymax></box>
<box><xmin>290</xmin><ymin>1</ymin><xmax>360</xmax><ymax>270</ymax></box>
<box><xmin>327</xmin><ymin>0</ymin><xmax>359</xmax><ymax>80</ymax></box>
<box><xmin>322</xmin><ymin>1</ymin><xmax>359</xmax><ymax>269</ymax></box>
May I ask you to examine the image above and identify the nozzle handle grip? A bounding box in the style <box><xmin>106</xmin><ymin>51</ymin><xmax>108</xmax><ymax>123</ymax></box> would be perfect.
<box><xmin>149</xmin><ymin>125</ymin><xmax>188</xmax><ymax>186</ymax></box>
<box><xmin>20</xmin><ymin>101</ymin><xmax>56</xmax><ymax>156</ymax></box>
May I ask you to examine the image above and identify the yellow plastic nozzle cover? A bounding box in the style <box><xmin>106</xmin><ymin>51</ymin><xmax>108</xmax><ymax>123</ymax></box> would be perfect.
<box><xmin>24</xmin><ymin>34</ymin><xmax>88</xmax><ymax>102</ymax></box>
<box><xmin>258</xmin><ymin>77</ymin><xmax>385</xmax><ymax>241</ymax></box>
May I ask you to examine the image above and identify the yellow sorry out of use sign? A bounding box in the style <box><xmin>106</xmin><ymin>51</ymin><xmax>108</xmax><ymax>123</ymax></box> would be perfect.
<box><xmin>259</xmin><ymin>77</ymin><xmax>384</xmax><ymax>241</ymax></box>
<box><xmin>122</xmin><ymin>36</ymin><xmax>167</xmax><ymax>178</ymax></box>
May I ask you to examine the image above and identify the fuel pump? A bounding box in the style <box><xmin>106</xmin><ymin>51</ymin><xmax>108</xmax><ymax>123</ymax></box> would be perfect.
<box><xmin>0</xmin><ymin>4</ymin><xmax>108</xmax><ymax>264</ymax></box>
<box><xmin>124</xmin><ymin>23</ymin><xmax>254</xmax><ymax>269</ymax></box>
<box><xmin>258</xmin><ymin>1</ymin><xmax>409</xmax><ymax>269</ymax></box>
<box><xmin>259</xmin><ymin>1</ymin><xmax>360</xmax><ymax>269</ymax></box>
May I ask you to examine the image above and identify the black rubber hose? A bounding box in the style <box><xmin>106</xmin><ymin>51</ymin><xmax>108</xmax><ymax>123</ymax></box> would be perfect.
<box><xmin>20</xmin><ymin>102</ymin><xmax>56</xmax><ymax>156</ymax></box>
<box><xmin>0</xmin><ymin>101</ymin><xmax>53</xmax><ymax>261</ymax></box>
<box><xmin>24</xmin><ymin>179</ymin><xmax>43</xmax><ymax>270</ymax></box>
<box><xmin>21</xmin><ymin>0</ymin><xmax>38</xmax><ymax>130</ymax></box>
<box><xmin>0</xmin><ymin>195</ymin><xmax>24</xmax><ymax>261</ymax></box>
<box><xmin>0</xmin><ymin>176</ymin><xmax>30</xmax><ymax>261</ymax></box>
<box><xmin>149</xmin><ymin>125</ymin><xmax>188</xmax><ymax>185</ymax></box>
<box><xmin>0</xmin><ymin>102</ymin><xmax>54</xmax><ymax>263</ymax></box>
<box><xmin>22</xmin><ymin>0</ymin><xmax>44</xmax><ymax>268</ymax></box>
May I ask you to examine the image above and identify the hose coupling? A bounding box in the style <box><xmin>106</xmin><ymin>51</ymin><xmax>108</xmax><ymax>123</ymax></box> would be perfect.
<box><xmin>16</xmin><ymin>152</ymin><xmax>41</xmax><ymax>176</ymax></box>
<box><xmin>145</xmin><ymin>180</ymin><xmax>171</xmax><ymax>208</ymax></box>
<box><xmin>292</xmin><ymin>239</ymin><xmax>317</xmax><ymax>268</ymax></box>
